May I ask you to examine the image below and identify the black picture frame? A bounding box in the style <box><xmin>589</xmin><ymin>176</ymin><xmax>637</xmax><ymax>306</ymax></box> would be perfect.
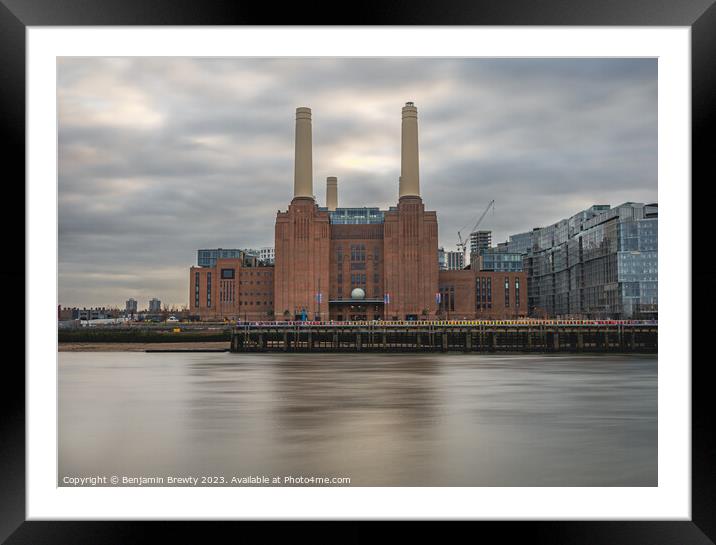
<box><xmin>2</xmin><ymin>0</ymin><xmax>712</xmax><ymax>542</ymax></box>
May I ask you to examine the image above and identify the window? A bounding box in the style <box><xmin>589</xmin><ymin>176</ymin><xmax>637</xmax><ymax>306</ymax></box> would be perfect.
<box><xmin>221</xmin><ymin>268</ymin><xmax>235</xmax><ymax>279</ymax></box>
<box><xmin>350</xmin><ymin>244</ymin><xmax>366</xmax><ymax>261</ymax></box>
<box><xmin>515</xmin><ymin>278</ymin><xmax>520</xmax><ymax>308</ymax></box>
<box><xmin>206</xmin><ymin>272</ymin><xmax>212</xmax><ymax>308</ymax></box>
<box><xmin>505</xmin><ymin>277</ymin><xmax>510</xmax><ymax>307</ymax></box>
<box><xmin>194</xmin><ymin>272</ymin><xmax>200</xmax><ymax>307</ymax></box>
<box><xmin>439</xmin><ymin>286</ymin><xmax>455</xmax><ymax>312</ymax></box>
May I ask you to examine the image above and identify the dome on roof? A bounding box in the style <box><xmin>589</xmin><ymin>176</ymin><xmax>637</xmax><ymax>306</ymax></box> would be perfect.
<box><xmin>350</xmin><ymin>288</ymin><xmax>366</xmax><ymax>300</ymax></box>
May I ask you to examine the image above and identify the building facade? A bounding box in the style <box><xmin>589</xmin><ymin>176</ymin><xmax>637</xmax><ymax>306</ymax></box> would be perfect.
<box><xmin>438</xmin><ymin>269</ymin><xmax>528</xmax><ymax>320</ymax></box>
<box><xmin>273</xmin><ymin>103</ymin><xmax>439</xmax><ymax>321</ymax></box>
<box><xmin>190</xmin><ymin>254</ymin><xmax>274</xmax><ymax>321</ymax></box>
<box><xmin>514</xmin><ymin>203</ymin><xmax>657</xmax><ymax>319</ymax></box>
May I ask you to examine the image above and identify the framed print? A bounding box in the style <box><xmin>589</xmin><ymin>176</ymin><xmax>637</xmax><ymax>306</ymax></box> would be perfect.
<box><xmin>3</xmin><ymin>0</ymin><xmax>713</xmax><ymax>542</ymax></box>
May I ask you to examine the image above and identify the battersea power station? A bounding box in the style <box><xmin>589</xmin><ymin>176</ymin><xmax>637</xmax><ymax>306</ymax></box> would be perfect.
<box><xmin>189</xmin><ymin>103</ymin><xmax>527</xmax><ymax>322</ymax></box>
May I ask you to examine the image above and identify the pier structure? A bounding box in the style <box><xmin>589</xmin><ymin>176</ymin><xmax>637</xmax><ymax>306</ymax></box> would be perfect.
<box><xmin>230</xmin><ymin>321</ymin><xmax>657</xmax><ymax>353</ymax></box>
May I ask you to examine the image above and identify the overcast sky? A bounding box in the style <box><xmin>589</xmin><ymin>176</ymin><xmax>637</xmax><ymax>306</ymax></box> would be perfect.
<box><xmin>58</xmin><ymin>57</ymin><xmax>657</xmax><ymax>309</ymax></box>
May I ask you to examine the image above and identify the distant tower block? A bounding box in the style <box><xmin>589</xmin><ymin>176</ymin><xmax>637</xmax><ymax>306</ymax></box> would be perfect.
<box><xmin>294</xmin><ymin>107</ymin><xmax>313</xmax><ymax>198</ymax></box>
<box><xmin>400</xmin><ymin>102</ymin><xmax>420</xmax><ymax>198</ymax></box>
<box><xmin>326</xmin><ymin>177</ymin><xmax>338</xmax><ymax>211</ymax></box>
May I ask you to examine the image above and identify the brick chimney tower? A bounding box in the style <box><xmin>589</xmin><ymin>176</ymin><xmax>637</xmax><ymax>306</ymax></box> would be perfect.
<box><xmin>399</xmin><ymin>101</ymin><xmax>420</xmax><ymax>198</ymax></box>
<box><xmin>326</xmin><ymin>177</ymin><xmax>338</xmax><ymax>211</ymax></box>
<box><xmin>293</xmin><ymin>107</ymin><xmax>313</xmax><ymax>198</ymax></box>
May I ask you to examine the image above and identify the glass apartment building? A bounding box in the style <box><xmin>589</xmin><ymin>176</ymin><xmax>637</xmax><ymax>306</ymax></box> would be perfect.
<box><xmin>197</xmin><ymin>248</ymin><xmax>246</xmax><ymax>268</ymax></box>
<box><xmin>198</xmin><ymin>248</ymin><xmax>275</xmax><ymax>267</ymax></box>
<box><xmin>509</xmin><ymin>203</ymin><xmax>656</xmax><ymax>319</ymax></box>
<box><xmin>476</xmin><ymin>248</ymin><xmax>524</xmax><ymax>272</ymax></box>
<box><xmin>501</xmin><ymin>230</ymin><xmax>535</xmax><ymax>255</ymax></box>
<box><xmin>327</xmin><ymin>207</ymin><xmax>385</xmax><ymax>224</ymax></box>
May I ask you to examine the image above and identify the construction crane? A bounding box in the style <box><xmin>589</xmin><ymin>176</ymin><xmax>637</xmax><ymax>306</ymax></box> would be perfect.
<box><xmin>457</xmin><ymin>199</ymin><xmax>495</xmax><ymax>264</ymax></box>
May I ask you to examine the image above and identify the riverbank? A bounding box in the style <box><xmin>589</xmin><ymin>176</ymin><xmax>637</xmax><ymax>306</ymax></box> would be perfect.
<box><xmin>59</xmin><ymin>342</ymin><xmax>230</xmax><ymax>352</ymax></box>
<box><xmin>59</xmin><ymin>329</ymin><xmax>230</xmax><ymax>344</ymax></box>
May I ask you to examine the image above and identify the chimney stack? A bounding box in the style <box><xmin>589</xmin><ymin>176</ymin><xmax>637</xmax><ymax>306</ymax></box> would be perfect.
<box><xmin>400</xmin><ymin>102</ymin><xmax>420</xmax><ymax>198</ymax></box>
<box><xmin>326</xmin><ymin>177</ymin><xmax>338</xmax><ymax>211</ymax></box>
<box><xmin>294</xmin><ymin>107</ymin><xmax>313</xmax><ymax>198</ymax></box>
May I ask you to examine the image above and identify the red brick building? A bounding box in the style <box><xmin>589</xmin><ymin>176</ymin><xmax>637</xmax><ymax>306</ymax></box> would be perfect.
<box><xmin>190</xmin><ymin>255</ymin><xmax>274</xmax><ymax>321</ymax></box>
<box><xmin>190</xmin><ymin>102</ymin><xmax>526</xmax><ymax>321</ymax></box>
<box><xmin>438</xmin><ymin>269</ymin><xmax>527</xmax><ymax>320</ymax></box>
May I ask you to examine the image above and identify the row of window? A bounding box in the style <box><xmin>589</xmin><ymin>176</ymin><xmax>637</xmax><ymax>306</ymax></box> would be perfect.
<box><xmin>337</xmin><ymin>272</ymin><xmax>380</xmax><ymax>284</ymax></box>
<box><xmin>219</xmin><ymin>280</ymin><xmax>235</xmax><ymax>303</ymax></box>
<box><xmin>436</xmin><ymin>277</ymin><xmax>522</xmax><ymax>312</ymax></box>
<box><xmin>476</xmin><ymin>277</ymin><xmax>491</xmax><ymax>310</ymax></box>
<box><xmin>240</xmin><ymin>270</ymin><xmax>271</xmax><ymax>277</ymax></box>
<box><xmin>439</xmin><ymin>286</ymin><xmax>455</xmax><ymax>312</ymax></box>
<box><xmin>195</xmin><ymin>270</ymin><xmax>273</xmax><ymax>309</ymax></box>
<box><xmin>336</xmin><ymin>244</ymin><xmax>381</xmax><ymax>262</ymax></box>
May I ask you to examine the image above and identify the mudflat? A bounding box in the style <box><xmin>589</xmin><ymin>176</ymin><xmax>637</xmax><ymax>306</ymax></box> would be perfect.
<box><xmin>59</xmin><ymin>342</ymin><xmax>230</xmax><ymax>352</ymax></box>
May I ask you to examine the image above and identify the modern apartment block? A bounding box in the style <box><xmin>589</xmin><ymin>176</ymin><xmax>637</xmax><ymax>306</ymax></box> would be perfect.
<box><xmin>438</xmin><ymin>248</ymin><xmax>465</xmax><ymax>271</ymax></box>
<box><xmin>259</xmin><ymin>247</ymin><xmax>275</xmax><ymax>264</ymax></box>
<box><xmin>515</xmin><ymin>203</ymin><xmax>657</xmax><ymax>319</ymax></box>
<box><xmin>469</xmin><ymin>230</ymin><xmax>492</xmax><ymax>257</ymax></box>
<box><xmin>125</xmin><ymin>298</ymin><xmax>138</xmax><ymax>316</ymax></box>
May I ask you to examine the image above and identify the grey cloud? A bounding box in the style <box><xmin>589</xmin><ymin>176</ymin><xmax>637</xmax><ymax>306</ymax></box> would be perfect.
<box><xmin>58</xmin><ymin>57</ymin><xmax>656</xmax><ymax>307</ymax></box>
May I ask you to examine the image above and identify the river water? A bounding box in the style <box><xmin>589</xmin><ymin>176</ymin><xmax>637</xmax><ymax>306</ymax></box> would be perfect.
<box><xmin>59</xmin><ymin>352</ymin><xmax>657</xmax><ymax>486</ymax></box>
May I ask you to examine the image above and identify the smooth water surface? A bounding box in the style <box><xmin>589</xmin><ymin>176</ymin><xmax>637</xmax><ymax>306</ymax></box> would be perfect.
<box><xmin>59</xmin><ymin>352</ymin><xmax>657</xmax><ymax>486</ymax></box>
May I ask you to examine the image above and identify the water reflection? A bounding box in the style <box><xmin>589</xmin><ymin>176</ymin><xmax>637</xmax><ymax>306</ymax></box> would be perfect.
<box><xmin>59</xmin><ymin>353</ymin><xmax>656</xmax><ymax>486</ymax></box>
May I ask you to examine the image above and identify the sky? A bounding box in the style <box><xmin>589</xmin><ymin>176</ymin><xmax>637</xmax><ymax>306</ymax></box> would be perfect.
<box><xmin>58</xmin><ymin>57</ymin><xmax>657</xmax><ymax>309</ymax></box>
